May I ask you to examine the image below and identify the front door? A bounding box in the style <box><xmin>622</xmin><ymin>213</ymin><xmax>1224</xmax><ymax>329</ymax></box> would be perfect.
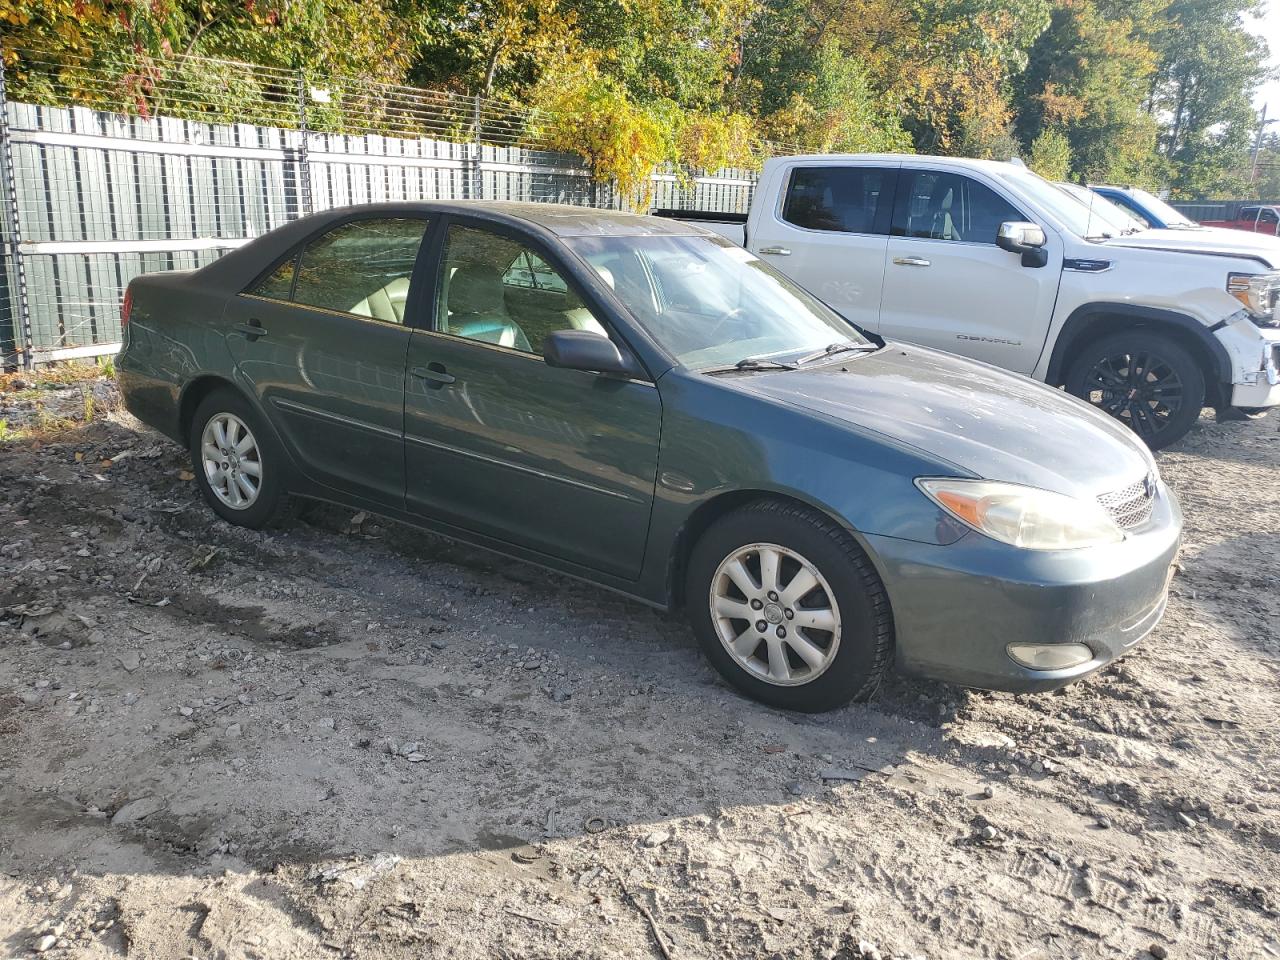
<box><xmin>225</xmin><ymin>215</ymin><xmax>431</xmax><ymax>506</ymax></box>
<box><xmin>747</xmin><ymin>162</ymin><xmax>896</xmax><ymax>328</ymax></box>
<box><xmin>403</xmin><ymin>220</ymin><xmax>661</xmax><ymax>579</ymax></box>
<box><xmin>877</xmin><ymin>168</ymin><xmax>1062</xmax><ymax>375</ymax></box>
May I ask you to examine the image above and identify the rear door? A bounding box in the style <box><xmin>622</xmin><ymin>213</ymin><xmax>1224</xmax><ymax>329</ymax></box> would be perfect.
<box><xmin>878</xmin><ymin>167</ymin><xmax>1062</xmax><ymax>375</ymax></box>
<box><xmin>225</xmin><ymin>215</ymin><xmax>430</xmax><ymax>506</ymax></box>
<box><xmin>747</xmin><ymin>162</ymin><xmax>897</xmax><ymax>329</ymax></box>
<box><xmin>402</xmin><ymin>218</ymin><xmax>661</xmax><ymax>579</ymax></box>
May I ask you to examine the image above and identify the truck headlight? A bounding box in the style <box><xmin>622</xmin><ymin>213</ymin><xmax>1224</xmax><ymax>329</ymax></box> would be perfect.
<box><xmin>1227</xmin><ymin>272</ymin><xmax>1280</xmax><ymax>320</ymax></box>
<box><xmin>917</xmin><ymin>478</ymin><xmax>1124</xmax><ymax>550</ymax></box>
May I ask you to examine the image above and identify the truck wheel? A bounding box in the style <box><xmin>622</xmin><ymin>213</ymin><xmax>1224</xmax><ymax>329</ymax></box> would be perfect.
<box><xmin>189</xmin><ymin>388</ymin><xmax>293</xmax><ymax>529</ymax></box>
<box><xmin>1065</xmin><ymin>332</ymin><xmax>1205</xmax><ymax>451</ymax></box>
<box><xmin>686</xmin><ymin>500</ymin><xmax>894</xmax><ymax>713</ymax></box>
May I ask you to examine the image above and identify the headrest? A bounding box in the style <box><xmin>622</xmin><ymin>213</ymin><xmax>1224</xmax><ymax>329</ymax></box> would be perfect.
<box><xmin>447</xmin><ymin>263</ymin><xmax>506</xmax><ymax>315</ymax></box>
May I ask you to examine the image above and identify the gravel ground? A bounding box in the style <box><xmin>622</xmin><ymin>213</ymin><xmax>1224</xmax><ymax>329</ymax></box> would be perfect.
<box><xmin>0</xmin><ymin>377</ymin><xmax>1277</xmax><ymax>960</ymax></box>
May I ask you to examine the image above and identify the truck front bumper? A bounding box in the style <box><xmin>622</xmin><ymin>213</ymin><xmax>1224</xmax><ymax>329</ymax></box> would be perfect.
<box><xmin>863</xmin><ymin>485</ymin><xmax>1181</xmax><ymax>693</ymax></box>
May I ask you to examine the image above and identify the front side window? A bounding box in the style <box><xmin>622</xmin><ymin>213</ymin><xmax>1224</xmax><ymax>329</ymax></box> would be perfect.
<box><xmin>252</xmin><ymin>218</ymin><xmax>429</xmax><ymax>324</ymax></box>
<box><xmin>781</xmin><ymin>167</ymin><xmax>887</xmax><ymax>234</ymax></box>
<box><xmin>893</xmin><ymin>171</ymin><xmax>1024</xmax><ymax>244</ymax></box>
<box><xmin>564</xmin><ymin>234</ymin><xmax>868</xmax><ymax>370</ymax></box>
<box><xmin>1259</xmin><ymin>208</ymin><xmax>1279</xmax><ymax>225</ymax></box>
<box><xmin>438</xmin><ymin>224</ymin><xmax>605</xmax><ymax>354</ymax></box>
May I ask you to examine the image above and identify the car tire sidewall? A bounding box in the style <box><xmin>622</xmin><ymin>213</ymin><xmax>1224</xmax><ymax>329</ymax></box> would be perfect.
<box><xmin>686</xmin><ymin>504</ymin><xmax>891</xmax><ymax>713</ymax></box>
<box><xmin>189</xmin><ymin>388</ymin><xmax>288</xmax><ymax>529</ymax></box>
<box><xmin>1065</xmin><ymin>332</ymin><xmax>1206</xmax><ymax>451</ymax></box>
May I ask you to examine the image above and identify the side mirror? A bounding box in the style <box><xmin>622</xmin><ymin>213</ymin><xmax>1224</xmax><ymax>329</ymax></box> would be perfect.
<box><xmin>996</xmin><ymin>220</ymin><xmax>1049</xmax><ymax>268</ymax></box>
<box><xmin>543</xmin><ymin>329</ymin><xmax>638</xmax><ymax>378</ymax></box>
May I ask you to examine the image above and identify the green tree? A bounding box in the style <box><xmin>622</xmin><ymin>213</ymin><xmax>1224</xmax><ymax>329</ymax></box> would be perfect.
<box><xmin>1026</xmin><ymin>125</ymin><xmax>1074</xmax><ymax>179</ymax></box>
<box><xmin>1146</xmin><ymin>0</ymin><xmax>1269</xmax><ymax>196</ymax></box>
<box><xmin>1014</xmin><ymin>0</ymin><xmax>1163</xmax><ymax>184</ymax></box>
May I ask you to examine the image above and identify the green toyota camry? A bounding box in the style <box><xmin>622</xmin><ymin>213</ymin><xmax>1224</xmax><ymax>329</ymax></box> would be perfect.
<box><xmin>118</xmin><ymin>201</ymin><xmax>1181</xmax><ymax>711</ymax></box>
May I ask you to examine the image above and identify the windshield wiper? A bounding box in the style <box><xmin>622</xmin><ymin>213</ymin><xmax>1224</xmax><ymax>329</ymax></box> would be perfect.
<box><xmin>797</xmin><ymin>341</ymin><xmax>878</xmax><ymax>365</ymax></box>
<box><xmin>703</xmin><ymin>356</ymin><xmax>799</xmax><ymax>375</ymax></box>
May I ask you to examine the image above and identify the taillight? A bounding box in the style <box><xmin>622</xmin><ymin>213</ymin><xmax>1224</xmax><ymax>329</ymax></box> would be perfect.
<box><xmin>121</xmin><ymin>285</ymin><xmax>133</xmax><ymax>327</ymax></box>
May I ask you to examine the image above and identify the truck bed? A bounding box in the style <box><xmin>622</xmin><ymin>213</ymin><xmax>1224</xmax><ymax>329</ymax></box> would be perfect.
<box><xmin>650</xmin><ymin>208</ymin><xmax>747</xmax><ymax>246</ymax></box>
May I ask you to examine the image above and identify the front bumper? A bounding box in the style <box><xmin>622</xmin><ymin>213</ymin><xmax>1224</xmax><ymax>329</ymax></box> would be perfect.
<box><xmin>864</xmin><ymin>485</ymin><xmax>1181</xmax><ymax>693</ymax></box>
<box><xmin>1225</xmin><ymin>326</ymin><xmax>1280</xmax><ymax>409</ymax></box>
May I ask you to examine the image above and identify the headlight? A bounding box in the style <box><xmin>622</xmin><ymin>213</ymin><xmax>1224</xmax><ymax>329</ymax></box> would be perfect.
<box><xmin>1227</xmin><ymin>271</ymin><xmax>1280</xmax><ymax>319</ymax></box>
<box><xmin>917</xmin><ymin>478</ymin><xmax>1124</xmax><ymax>550</ymax></box>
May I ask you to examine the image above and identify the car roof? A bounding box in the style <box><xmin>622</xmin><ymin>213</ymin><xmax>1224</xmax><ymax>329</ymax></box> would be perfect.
<box><xmin>309</xmin><ymin>200</ymin><xmax>712</xmax><ymax>239</ymax></box>
<box><xmin>767</xmin><ymin>154</ymin><xmax>1028</xmax><ymax>177</ymax></box>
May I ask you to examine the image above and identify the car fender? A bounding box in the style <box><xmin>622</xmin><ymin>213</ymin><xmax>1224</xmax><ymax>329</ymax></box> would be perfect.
<box><xmin>1043</xmin><ymin>301</ymin><xmax>1234</xmax><ymax>386</ymax></box>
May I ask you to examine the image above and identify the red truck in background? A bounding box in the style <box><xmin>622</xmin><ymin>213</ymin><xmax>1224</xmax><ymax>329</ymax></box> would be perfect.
<box><xmin>1201</xmin><ymin>204</ymin><xmax>1280</xmax><ymax>235</ymax></box>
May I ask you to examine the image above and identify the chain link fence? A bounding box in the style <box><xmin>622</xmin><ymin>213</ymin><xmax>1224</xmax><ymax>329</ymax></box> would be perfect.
<box><xmin>0</xmin><ymin>49</ymin><xmax>768</xmax><ymax>368</ymax></box>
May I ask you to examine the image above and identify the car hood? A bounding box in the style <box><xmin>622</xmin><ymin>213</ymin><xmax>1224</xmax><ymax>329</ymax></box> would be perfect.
<box><xmin>1099</xmin><ymin>228</ymin><xmax>1280</xmax><ymax>267</ymax></box>
<box><xmin>734</xmin><ymin>344</ymin><xmax>1156</xmax><ymax>498</ymax></box>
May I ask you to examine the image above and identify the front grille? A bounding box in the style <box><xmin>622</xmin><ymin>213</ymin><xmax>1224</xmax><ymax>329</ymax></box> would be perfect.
<box><xmin>1098</xmin><ymin>477</ymin><xmax>1156</xmax><ymax>530</ymax></box>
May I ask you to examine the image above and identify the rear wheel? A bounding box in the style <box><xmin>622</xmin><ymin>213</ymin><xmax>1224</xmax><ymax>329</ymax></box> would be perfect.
<box><xmin>1065</xmin><ymin>331</ymin><xmax>1205</xmax><ymax>451</ymax></box>
<box><xmin>189</xmin><ymin>388</ymin><xmax>292</xmax><ymax>529</ymax></box>
<box><xmin>686</xmin><ymin>500</ymin><xmax>893</xmax><ymax>712</ymax></box>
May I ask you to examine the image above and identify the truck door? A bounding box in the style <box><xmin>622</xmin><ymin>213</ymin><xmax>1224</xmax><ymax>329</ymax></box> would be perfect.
<box><xmin>747</xmin><ymin>162</ymin><xmax>896</xmax><ymax>330</ymax></box>
<box><xmin>878</xmin><ymin>167</ymin><xmax>1062</xmax><ymax>375</ymax></box>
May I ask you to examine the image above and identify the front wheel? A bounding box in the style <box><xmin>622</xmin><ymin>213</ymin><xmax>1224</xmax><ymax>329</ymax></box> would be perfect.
<box><xmin>1064</xmin><ymin>332</ymin><xmax>1206</xmax><ymax>451</ymax></box>
<box><xmin>686</xmin><ymin>500</ymin><xmax>894</xmax><ymax>712</ymax></box>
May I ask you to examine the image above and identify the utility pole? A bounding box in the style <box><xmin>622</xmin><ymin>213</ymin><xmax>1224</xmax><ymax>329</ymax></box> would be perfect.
<box><xmin>1250</xmin><ymin>103</ymin><xmax>1275</xmax><ymax>187</ymax></box>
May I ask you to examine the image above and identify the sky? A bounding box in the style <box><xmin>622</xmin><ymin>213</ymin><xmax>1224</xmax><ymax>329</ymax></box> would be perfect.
<box><xmin>1250</xmin><ymin>1</ymin><xmax>1280</xmax><ymax>120</ymax></box>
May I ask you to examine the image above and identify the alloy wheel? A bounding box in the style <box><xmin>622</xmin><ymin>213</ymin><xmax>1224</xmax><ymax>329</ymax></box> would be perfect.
<box><xmin>200</xmin><ymin>412</ymin><xmax>263</xmax><ymax>510</ymax></box>
<box><xmin>709</xmin><ymin>542</ymin><xmax>842</xmax><ymax>686</ymax></box>
<box><xmin>1083</xmin><ymin>350</ymin><xmax>1184</xmax><ymax>442</ymax></box>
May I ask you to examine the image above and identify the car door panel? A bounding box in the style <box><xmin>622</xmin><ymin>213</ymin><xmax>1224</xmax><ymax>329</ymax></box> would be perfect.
<box><xmin>223</xmin><ymin>215</ymin><xmax>430</xmax><ymax>506</ymax></box>
<box><xmin>402</xmin><ymin>219</ymin><xmax>661</xmax><ymax>580</ymax></box>
<box><xmin>748</xmin><ymin>162</ymin><xmax>897</xmax><ymax>329</ymax></box>
<box><xmin>403</xmin><ymin>334</ymin><xmax>660</xmax><ymax>578</ymax></box>
<box><xmin>878</xmin><ymin>168</ymin><xmax>1062</xmax><ymax>375</ymax></box>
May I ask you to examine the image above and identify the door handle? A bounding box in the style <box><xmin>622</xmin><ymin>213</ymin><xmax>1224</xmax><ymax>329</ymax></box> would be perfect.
<box><xmin>892</xmin><ymin>256</ymin><xmax>931</xmax><ymax>267</ymax></box>
<box><xmin>758</xmin><ymin>245</ymin><xmax>791</xmax><ymax>256</ymax></box>
<box><xmin>236</xmin><ymin>319</ymin><xmax>268</xmax><ymax>340</ymax></box>
<box><xmin>411</xmin><ymin>364</ymin><xmax>456</xmax><ymax>388</ymax></box>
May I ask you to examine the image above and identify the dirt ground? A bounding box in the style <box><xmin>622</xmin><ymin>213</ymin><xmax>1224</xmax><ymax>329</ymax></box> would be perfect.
<box><xmin>1</xmin><ymin>375</ymin><xmax>1277</xmax><ymax>960</ymax></box>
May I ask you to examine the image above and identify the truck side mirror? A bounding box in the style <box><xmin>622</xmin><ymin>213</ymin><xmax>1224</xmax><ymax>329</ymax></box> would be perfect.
<box><xmin>996</xmin><ymin>221</ymin><xmax>1049</xmax><ymax>268</ymax></box>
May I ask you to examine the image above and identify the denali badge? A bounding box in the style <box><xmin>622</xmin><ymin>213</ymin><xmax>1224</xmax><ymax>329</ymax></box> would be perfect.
<box><xmin>956</xmin><ymin>334</ymin><xmax>1023</xmax><ymax>346</ymax></box>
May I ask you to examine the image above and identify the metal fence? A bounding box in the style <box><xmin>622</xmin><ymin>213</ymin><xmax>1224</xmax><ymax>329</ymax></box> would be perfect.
<box><xmin>1171</xmin><ymin>199</ymin><xmax>1280</xmax><ymax>221</ymax></box>
<box><xmin>0</xmin><ymin>51</ymin><xmax>763</xmax><ymax>368</ymax></box>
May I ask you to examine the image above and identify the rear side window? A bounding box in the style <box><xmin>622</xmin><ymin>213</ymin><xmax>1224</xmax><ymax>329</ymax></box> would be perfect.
<box><xmin>781</xmin><ymin>167</ymin><xmax>887</xmax><ymax>234</ymax></box>
<box><xmin>249</xmin><ymin>217</ymin><xmax>430</xmax><ymax>325</ymax></box>
<box><xmin>892</xmin><ymin>170</ymin><xmax>1024</xmax><ymax>244</ymax></box>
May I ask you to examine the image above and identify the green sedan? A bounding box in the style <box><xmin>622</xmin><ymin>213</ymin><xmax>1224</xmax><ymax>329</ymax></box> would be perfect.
<box><xmin>118</xmin><ymin>201</ymin><xmax>1181</xmax><ymax>711</ymax></box>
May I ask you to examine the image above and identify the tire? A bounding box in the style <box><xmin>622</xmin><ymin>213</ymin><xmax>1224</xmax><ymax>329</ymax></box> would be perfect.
<box><xmin>685</xmin><ymin>499</ymin><xmax>894</xmax><ymax>712</ymax></box>
<box><xmin>1064</xmin><ymin>331</ymin><xmax>1206</xmax><ymax>451</ymax></box>
<box><xmin>188</xmin><ymin>387</ymin><xmax>293</xmax><ymax>529</ymax></box>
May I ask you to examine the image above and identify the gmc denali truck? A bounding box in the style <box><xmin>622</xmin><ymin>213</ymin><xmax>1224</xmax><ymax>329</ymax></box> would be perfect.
<box><xmin>659</xmin><ymin>155</ymin><xmax>1280</xmax><ymax>449</ymax></box>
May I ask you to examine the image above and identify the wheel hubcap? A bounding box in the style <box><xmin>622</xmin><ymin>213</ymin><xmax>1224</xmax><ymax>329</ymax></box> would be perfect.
<box><xmin>709</xmin><ymin>542</ymin><xmax>841</xmax><ymax>687</ymax></box>
<box><xmin>200</xmin><ymin>413</ymin><xmax>262</xmax><ymax>510</ymax></box>
<box><xmin>1084</xmin><ymin>351</ymin><xmax>1184</xmax><ymax>441</ymax></box>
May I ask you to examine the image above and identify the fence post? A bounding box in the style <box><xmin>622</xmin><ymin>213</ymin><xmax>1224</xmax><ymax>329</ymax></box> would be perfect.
<box><xmin>296</xmin><ymin>72</ymin><xmax>313</xmax><ymax>216</ymax></box>
<box><xmin>469</xmin><ymin>93</ymin><xmax>483</xmax><ymax>201</ymax></box>
<box><xmin>0</xmin><ymin>59</ymin><xmax>33</xmax><ymax>371</ymax></box>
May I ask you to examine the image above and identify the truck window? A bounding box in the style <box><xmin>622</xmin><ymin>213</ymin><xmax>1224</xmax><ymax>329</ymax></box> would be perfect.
<box><xmin>1260</xmin><ymin>209</ymin><xmax>1279</xmax><ymax>225</ymax></box>
<box><xmin>780</xmin><ymin>167</ymin><xmax>887</xmax><ymax>234</ymax></box>
<box><xmin>892</xmin><ymin>171</ymin><xmax>1023</xmax><ymax>244</ymax></box>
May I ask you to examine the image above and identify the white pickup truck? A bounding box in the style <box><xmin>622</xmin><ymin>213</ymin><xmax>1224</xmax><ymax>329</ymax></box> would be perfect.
<box><xmin>659</xmin><ymin>154</ymin><xmax>1280</xmax><ymax>449</ymax></box>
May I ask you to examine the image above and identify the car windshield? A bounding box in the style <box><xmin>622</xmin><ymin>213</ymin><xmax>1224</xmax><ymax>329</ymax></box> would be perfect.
<box><xmin>563</xmin><ymin>234</ymin><xmax>868</xmax><ymax>370</ymax></box>
<box><xmin>1127</xmin><ymin>188</ymin><xmax>1198</xmax><ymax>228</ymax></box>
<box><xmin>998</xmin><ymin>168</ymin><xmax>1114</xmax><ymax>238</ymax></box>
<box><xmin>1054</xmin><ymin>182</ymin><xmax>1146</xmax><ymax>236</ymax></box>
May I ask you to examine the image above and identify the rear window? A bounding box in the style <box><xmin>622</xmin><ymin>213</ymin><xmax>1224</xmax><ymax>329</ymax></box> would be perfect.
<box><xmin>781</xmin><ymin>167</ymin><xmax>887</xmax><ymax>234</ymax></box>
